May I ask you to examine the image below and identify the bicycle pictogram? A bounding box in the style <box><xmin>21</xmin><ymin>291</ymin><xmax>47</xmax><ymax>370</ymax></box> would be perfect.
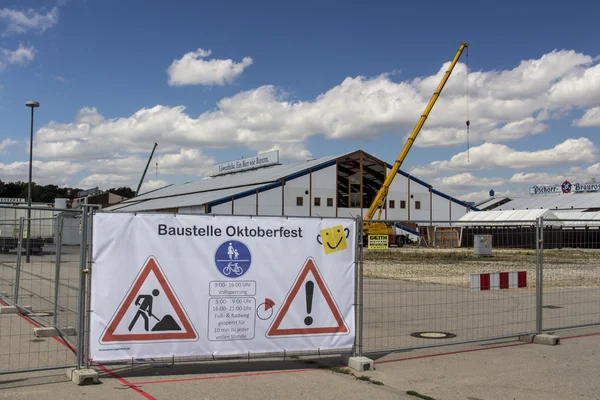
<box><xmin>222</xmin><ymin>262</ymin><xmax>244</xmax><ymax>276</ymax></box>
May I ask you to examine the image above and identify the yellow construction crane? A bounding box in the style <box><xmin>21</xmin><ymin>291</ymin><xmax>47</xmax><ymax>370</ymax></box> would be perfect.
<box><xmin>362</xmin><ymin>41</ymin><xmax>469</xmax><ymax>245</ymax></box>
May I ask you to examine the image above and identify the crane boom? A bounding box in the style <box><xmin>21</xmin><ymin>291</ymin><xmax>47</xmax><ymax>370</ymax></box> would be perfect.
<box><xmin>364</xmin><ymin>42</ymin><xmax>468</xmax><ymax>223</ymax></box>
<box><xmin>136</xmin><ymin>142</ymin><xmax>158</xmax><ymax>196</ymax></box>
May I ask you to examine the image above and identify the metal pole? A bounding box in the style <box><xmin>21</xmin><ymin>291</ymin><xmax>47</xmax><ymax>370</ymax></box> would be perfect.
<box><xmin>537</xmin><ymin>216</ymin><xmax>544</xmax><ymax>334</ymax></box>
<box><xmin>14</xmin><ymin>217</ymin><xmax>24</xmax><ymax>304</ymax></box>
<box><xmin>84</xmin><ymin>209</ymin><xmax>95</xmax><ymax>369</ymax></box>
<box><xmin>352</xmin><ymin>217</ymin><xmax>360</xmax><ymax>357</ymax></box>
<box><xmin>535</xmin><ymin>217</ymin><xmax>542</xmax><ymax>334</ymax></box>
<box><xmin>53</xmin><ymin>216</ymin><xmax>64</xmax><ymax>327</ymax></box>
<box><xmin>26</xmin><ymin>106</ymin><xmax>35</xmax><ymax>264</ymax></box>
<box><xmin>76</xmin><ymin>207</ymin><xmax>89</xmax><ymax>369</ymax></box>
<box><xmin>358</xmin><ymin>217</ymin><xmax>364</xmax><ymax>356</ymax></box>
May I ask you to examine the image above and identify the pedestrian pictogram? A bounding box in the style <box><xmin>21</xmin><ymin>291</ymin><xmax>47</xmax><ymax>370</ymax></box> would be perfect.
<box><xmin>267</xmin><ymin>258</ymin><xmax>348</xmax><ymax>337</ymax></box>
<box><xmin>100</xmin><ymin>256</ymin><xmax>197</xmax><ymax>343</ymax></box>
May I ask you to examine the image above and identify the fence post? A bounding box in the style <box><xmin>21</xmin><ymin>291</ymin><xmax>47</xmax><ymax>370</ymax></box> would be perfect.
<box><xmin>76</xmin><ymin>207</ymin><xmax>89</xmax><ymax>369</ymax></box>
<box><xmin>13</xmin><ymin>217</ymin><xmax>24</xmax><ymax>304</ymax></box>
<box><xmin>84</xmin><ymin>209</ymin><xmax>95</xmax><ymax>369</ymax></box>
<box><xmin>535</xmin><ymin>216</ymin><xmax>544</xmax><ymax>334</ymax></box>
<box><xmin>357</xmin><ymin>216</ymin><xmax>364</xmax><ymax>357</ymax></box>
<box><xmin>53</xmin><ymin>215</ymin><xmax>64</xmax><ymax>327</ymax></box>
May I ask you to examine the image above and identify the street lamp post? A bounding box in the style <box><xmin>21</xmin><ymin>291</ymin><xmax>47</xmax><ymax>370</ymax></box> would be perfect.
<box><xmin>25</xmin><ymin>101</ymin><xmax>39</xmax><ymax>264</ymax></box>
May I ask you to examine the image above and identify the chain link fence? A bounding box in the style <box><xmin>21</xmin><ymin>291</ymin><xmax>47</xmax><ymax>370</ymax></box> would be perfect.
<box><xmin>0</xmin><ymin>205</ymin><xmax>91</xmax><ymax>375</ymax></box>
<box><xmin>358</xmin><ymin>219</ymin><xmax>539</xmax><ymax>355</ymax></box>
<box><xmin>541</xmin><ymin>218</ymin><xmax>600</xmax><ymax>332</ymax></box>
<box><xmin>1</xmin><ymin>208</ymin><xmax>599</xmax><ymax>375</ymax></box>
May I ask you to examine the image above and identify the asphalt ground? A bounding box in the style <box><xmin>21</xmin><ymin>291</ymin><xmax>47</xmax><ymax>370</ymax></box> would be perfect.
<box><xmin>1</xmin><ymin>323</ymin><xmax>598</xmax><ymax>400</ymax></box>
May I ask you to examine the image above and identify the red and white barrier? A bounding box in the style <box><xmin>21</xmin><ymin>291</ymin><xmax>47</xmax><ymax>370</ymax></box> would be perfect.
<box><xmin>470</xmin><ymin>271</ymin><xmax>527</xmax><ymax>291</ymax></box>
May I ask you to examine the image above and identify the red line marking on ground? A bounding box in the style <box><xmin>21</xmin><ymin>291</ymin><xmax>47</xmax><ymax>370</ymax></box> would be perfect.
<box><xmin>96</xmin><ymin>365</ymin><xmax>157</xmax><ymax>400</ymax></box>
<box><xmin>374</xmin><ymin>331</ymin><xmax>600</xmax><ymax>365</ymax></box>
<box><xmin>132</xmin><ymin>368</ymin><xmax>317</xmax><ymax>385</ymax></box>
<box><xmin>560</xmin><ymin>332</ymin><xmax>600</xmax><ymax>340</ymax></box>
<box><xmin>374</xmin><ymin>342</ymin><xmax>529</xmax><ymax>365</ymax></box>
<box><xmin>0</xmin><ymin>299</ymin><xmax>156</xmax><ymax>400</ymax></box>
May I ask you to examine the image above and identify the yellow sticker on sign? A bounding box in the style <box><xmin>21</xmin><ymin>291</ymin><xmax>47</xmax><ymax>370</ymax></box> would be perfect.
<box><xmin>368</xmin><ymin>235</ymin><xmax>388</xmax><ymax>249</ymax></box>
<box><xmin>317</xmin><ymin>225</ymin><xmax>349</xmax><ymax>255</ymax></box>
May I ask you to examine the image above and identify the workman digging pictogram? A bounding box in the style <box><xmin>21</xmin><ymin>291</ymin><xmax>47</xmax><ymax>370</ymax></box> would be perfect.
<box><xmin>128</xmin><ymin>289</ymin><xmax>181</xmax><ymax>332</ymax></box>
<box><xmin>99</xmin><ymin>256</ymin><xmax>197</xmax><ymax>344</ymax></box>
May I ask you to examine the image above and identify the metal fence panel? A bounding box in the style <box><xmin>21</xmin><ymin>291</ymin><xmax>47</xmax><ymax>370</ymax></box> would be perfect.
<box><xmin>541</xmin><ymin>218</ymin><xmax>600</xmax><ymax>332</ymax></box>
<box><xmin>0</xmin><ymin>205</ymin><xmax>86</xmax><ymax>375</ymax></box>
<box><xmin>360</xmin><ymin>219</ymin><xmax>538</xmax><ymax>354</ymax></box>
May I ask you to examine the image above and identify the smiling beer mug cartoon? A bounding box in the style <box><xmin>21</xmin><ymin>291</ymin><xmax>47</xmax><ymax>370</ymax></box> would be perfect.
<box><xmin>316</xmin><ymin>225</ymin><xmax>350</xmax><ymax>255</ymax></box>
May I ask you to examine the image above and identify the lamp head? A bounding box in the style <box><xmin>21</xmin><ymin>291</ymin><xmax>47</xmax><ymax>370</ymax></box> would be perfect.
<box><xmin>25</xmin><ymin>101</ymin><xmax>40</xmax><ymax>108</ymax></box>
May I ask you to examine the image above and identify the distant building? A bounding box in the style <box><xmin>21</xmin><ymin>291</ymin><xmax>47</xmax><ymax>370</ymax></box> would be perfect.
<box><xmin>72</xmin><ymin>191</ymin><xmax>128</xmax><ymax>209</ymax></box>
<box><xmin>477</xmin><ymin>178</ymin><xmax>600</xmax><ymax>213</ymax></box>
<box><xmin>105</xmin><ymin>149</ymin><xmax>478</xmax><ymax>223</ymax></box>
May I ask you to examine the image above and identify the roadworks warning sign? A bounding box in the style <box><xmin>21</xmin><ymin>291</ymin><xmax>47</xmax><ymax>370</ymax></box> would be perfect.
<box><xmin>99</xmin><ymin>256</ymin><xmax>197</xmax><ymax>343</ymax></box>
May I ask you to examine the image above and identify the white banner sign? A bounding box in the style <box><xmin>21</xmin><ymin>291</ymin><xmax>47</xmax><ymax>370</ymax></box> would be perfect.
<box><xmin>90</xmin><ymin>213</ymin><xmax>356</xmax><ymax>361</ymax></box>
<box><xmin>211</xmin><ymin>150</ymin><xmax>279</xmax><ymax>176</ymax></box>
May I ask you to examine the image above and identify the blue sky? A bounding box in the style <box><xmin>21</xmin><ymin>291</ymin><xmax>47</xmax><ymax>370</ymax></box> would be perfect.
<box><xmin>1</xmin><ymin>0</ymin><xmax>600</xmax><ymax>202</ymax></box>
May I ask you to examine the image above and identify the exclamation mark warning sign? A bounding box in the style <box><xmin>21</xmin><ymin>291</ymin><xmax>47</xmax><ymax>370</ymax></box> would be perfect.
<box><xmin>267</xmin><ymin>258</ymin><xmax>348</xmax><ymax>337</ymax></box>
<box><xmin>304</xmin><ymin>281</ymin><xmax>314</xmax><ymax>326</ymax></box>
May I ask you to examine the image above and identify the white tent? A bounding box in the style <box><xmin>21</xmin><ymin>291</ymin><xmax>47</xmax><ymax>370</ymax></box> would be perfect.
<box><xmin>456</xmin><ymin>209</ymin><xmax>563</xmax><ymax>226</ymax></box>
<box><xmin>551</xmin><ymin>211</ymin><xmax>600</xmax><ymax>227</ymax></box>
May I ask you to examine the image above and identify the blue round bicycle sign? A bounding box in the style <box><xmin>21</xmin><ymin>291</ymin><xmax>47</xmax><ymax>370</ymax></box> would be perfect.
<box><xmin>214</xmin><ymin>240</ymin><xmax>251</xmax><ymax>278</ymax></box>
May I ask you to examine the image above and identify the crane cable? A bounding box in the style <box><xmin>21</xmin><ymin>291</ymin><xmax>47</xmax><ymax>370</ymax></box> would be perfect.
<box><xmin>466</xmin><ymin>45</ymin><xmax>470</xmax><ymax>162</ymax></box>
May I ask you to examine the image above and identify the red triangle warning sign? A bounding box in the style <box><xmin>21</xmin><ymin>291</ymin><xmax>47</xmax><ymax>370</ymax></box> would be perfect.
<box><xmin>267</xmin><ymin>257</ymin><xmax>349</xmax><ymax>337</ymax></box>
<box><xmin>100</xmin><ymin>256</ymin><xmax>197</xmax><ymax>343</ymax></box>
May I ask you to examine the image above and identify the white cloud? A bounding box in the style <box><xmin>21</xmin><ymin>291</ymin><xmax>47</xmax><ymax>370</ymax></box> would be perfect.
<box><xmin>255</xmin><ymin>143</ymin><xmax>313</xmax><ymax>162</ymax></box>
<box><xmin>0</xmin><ymin>160</ymin><xmax>84</xmax><ymax>186</ymax></box>
<box><xmin>33</xmin><ymin>48</ymin><xmax>600</xmax><ymax>165</ymax></box>
<box><xmin>509</xmin><ymin>172</ymin><xmax>571</xmax><ymax>184</ymax></box>
<box><xmin>2</xmin><ymin>43</ymin><xmax>35</xmax><ymax>65</ymax></box>
<box><xmin>583</xmin><ymin>163</ymin><xmax>600</xmax><ymax>178</ymax></box>
<box><xmin>139</xmin><ymin>180</ymin><xmax>170</xmax><ymax>194</ymax></box>
<box><xmin>573</xmin><ymin>107</ymin><xmax>600</xmax><ymax>127</ymax></box>
<box><xmin>155</xmin><ymin>148</ymin><xmax>215</xmax><ymax>176</ymax></box>
<box><xmin>485</xmin><ymin>117</ymin><xmax>547</xmax><ymax>141</ymax></box>
<box><xmin>0</xmin><ymin>7</ymin><xmax>58</xmax><ymax>35</ymax></box>
<box><xmin>458</xmin><ymin>189</ymin><xmax>525</xmax><ymax>204</ymax></box>
<box><xmin>0</xmin><ymin>138</ymin><xmax>17</xmax><ymax>153</ymax></box>
<box><xmin>167</xmin><ymin>48</ymin><xmax>253</xmax><ymax>86</ymax></box>
<box><xmin>430</xmin><ymin>173</ymin><xmax>506</xmax><ymax>189</ymax></box>
<box><xmin>75</xmin><ymin>107</ymin><xmax>104</xmax><ymax>125</ymax></box>
<box><xmin>72</xmin><ymin>148</ymin><xmax>215</xmax><ymax>191</ymax></box>
<box><xmin>549</xmin><ymin>63</ymin><xmax>600</xmax><ymax>108</ymax></box>
<box><xmin>410</xmin><ymin>138</ymin><xmax>597</xmax><ymax>177</ymax></box>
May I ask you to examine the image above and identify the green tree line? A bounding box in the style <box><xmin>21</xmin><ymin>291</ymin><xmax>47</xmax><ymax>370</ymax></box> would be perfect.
<box><xmin>0</xmin><ymin>180</ymin><xmax>135</xmax><ymax>203</ymax></box>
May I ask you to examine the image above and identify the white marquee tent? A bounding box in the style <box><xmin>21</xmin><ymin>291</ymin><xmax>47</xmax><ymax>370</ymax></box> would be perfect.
<box><xmin>455</xmin><ymin>209</ymin><xmax>563</xmax><ymax>226</ymax></box>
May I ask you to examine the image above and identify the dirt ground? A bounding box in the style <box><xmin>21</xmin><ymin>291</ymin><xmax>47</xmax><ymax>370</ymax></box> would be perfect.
<box><xmin>362</xmin><ymin>246</ymin><xmax>600</xmax><ymax>288</ymax></box>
